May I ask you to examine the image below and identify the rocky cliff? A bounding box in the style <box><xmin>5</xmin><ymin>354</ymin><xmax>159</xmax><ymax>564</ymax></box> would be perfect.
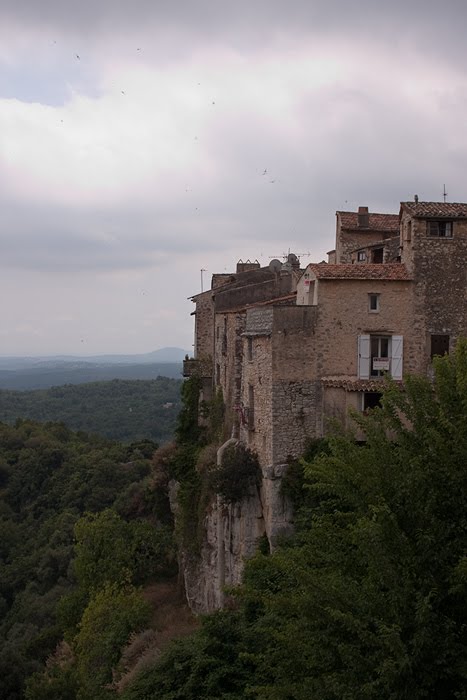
<box><xmin>176</xmin><ymin>446</ymin><xmax>294</xmax><ymax>614</ymax></box>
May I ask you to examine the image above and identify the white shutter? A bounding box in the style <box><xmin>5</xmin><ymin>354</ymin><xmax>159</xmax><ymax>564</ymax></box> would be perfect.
<box><xmin>391</xmin><ymin>335</ymin><xmax>403</xmax><ymax>380</ymax></box>
<box><xmin>358</xmin><ymin>335</ymin><xmax>370</xmax><ymax>379</ymax></box>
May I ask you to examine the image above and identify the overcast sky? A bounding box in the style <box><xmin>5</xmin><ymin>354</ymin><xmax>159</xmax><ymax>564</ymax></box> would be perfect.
<box><xmin>1</xmin><ymin>0</ymin><xmax>466</xmax><ymax>355</ymax></box>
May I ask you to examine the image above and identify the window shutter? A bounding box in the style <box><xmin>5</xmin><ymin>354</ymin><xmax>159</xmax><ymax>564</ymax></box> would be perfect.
<box><xmin>391</xmin><ymin>335</ymin><xmax>403</xmax><ymax>380</ymax></box>
<box><xmin>358</xmin><ymin>335</ymin><xmax>370</xmax><ymax>379</ymax></box>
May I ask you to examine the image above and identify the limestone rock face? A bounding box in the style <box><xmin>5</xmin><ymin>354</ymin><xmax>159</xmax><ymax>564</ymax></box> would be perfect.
<box><xmin>180</xmin><ymin>466</ymin><xmax>294</xmax><ymax>614</ymax></box>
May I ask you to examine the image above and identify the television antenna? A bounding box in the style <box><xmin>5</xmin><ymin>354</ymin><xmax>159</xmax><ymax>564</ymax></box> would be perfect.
<box><xmin>443</xmin><ymin>184</ymin><xmax>448</xmax><ymax>203</ymax></box>
<box><xmin>200</xmin><ymin>268</ymin><xmax>207</xmax><ymax>292</ymax></box>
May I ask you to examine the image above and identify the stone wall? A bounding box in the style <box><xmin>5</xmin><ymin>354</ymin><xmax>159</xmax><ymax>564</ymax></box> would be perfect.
<box><xmin>410</xmin><ymin>216</ymin><xmax>467</xmax><ymax>372</ymax></box>
<box><xmin>314</xmin><ymin>278</ymin><xmax>416</xmax><ymax>377</ymax></box>
<box><xmin>214</xmin><ymin>269</ymin><xmax>295</xmax><ymax>313</ymax></box>
<box><xmin>336</xmin><ymin>227</ymin><xmax>390</xmax><ymax>264</ymax></box>
<box><xmin>193</xmin><ymin>291</ymin><xmax>214</xmax><ymax>361</ymax></box>
<box><xmin>272</xmin><ymin>380</ymin><xmax>321</xmax><ymax>463</ymax></box>
<box><xmin>214</xmin><ymin>312</ymin><xmax>246</xmax><ymax>431</ymax></box>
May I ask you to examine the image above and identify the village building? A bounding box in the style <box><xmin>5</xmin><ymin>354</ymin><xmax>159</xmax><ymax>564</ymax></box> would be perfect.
<box><xmin>185</xmin><ymin>200</ymin><xmax>467</xmax><ymax>470</ymax></box>
<box><xmin>180</xmin><ymin>199</ymin><xmax>467</xmax><ymax>612</ymax></box>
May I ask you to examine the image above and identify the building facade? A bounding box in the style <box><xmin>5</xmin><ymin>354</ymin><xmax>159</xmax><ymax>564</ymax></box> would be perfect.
<box><xmin>185</xmin><ymin>201</ymin><xmax>467</xmax><ymax>470</ymax></box>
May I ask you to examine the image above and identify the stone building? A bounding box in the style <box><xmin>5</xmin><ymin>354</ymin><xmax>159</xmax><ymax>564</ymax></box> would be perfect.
<box><xmin>182</xmin><ymin>202</ymin><xmax>467</xmax><ymax>611</ymax></box>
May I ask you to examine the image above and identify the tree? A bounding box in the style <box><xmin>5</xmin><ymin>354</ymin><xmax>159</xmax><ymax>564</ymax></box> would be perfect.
<box><xmin>75</xmin><ymin>582</ymin><xmax>149</xmax><ymax>699</ymax></box>
<box><xmin>239</xmin><ymin>340</ymin><xmax>467</xmax><ymax>699</ymax></box>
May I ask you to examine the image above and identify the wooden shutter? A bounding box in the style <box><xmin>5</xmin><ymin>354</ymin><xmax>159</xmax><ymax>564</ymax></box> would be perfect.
<box><xmin>358</xmin><ymin>335</ymin><xmax>370</xmax><ymax>379</ymax></box>
<box><xmin>391</xmin><ymin>335</ymin><xmax>403</xmax><ymax>380</ymax></box>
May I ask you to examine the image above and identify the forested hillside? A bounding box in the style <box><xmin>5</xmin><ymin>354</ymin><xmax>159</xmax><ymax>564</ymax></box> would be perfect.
<box><xmin>0</xmin><ymin>378</ymin><xmax>182</xmax><ymax>443</ymax></box>
<box><xmin>0</xmin><ymin>419</ymin><xmax>190</xmax><ymax>700</ymax></box>
<box><xmin>0</xmin><ymin>362</ymin><xmax>183</xmax><ymax>391</ymax></box>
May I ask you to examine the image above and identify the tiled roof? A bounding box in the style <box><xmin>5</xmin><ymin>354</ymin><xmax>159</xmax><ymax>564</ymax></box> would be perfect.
<box><xmin>337</xmin><ymin>211</ymin><xmax>399</xmax><ymax>232</ymax></box>
<box><xmin>307</xmin><ymin>263</ymin><xmax>412</xmax><ymax>281</ymax></box>
<box><xmin>400</xmin><ymin>201</ymin><xmax>467</xmax><ymax>218</ymax></box>
<box><xmin>219</xmin><ymin>293</ymin><xmax>297</xmax><ymax>314</ymax></box>
<box><xmin>321</xmin><ymin>377</ymin><xmax>403</xmax><ymax>390</ymax></box>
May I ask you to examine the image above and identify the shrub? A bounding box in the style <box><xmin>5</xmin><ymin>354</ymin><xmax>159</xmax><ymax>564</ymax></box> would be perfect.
<box><xmin>213</xmin><ymin>443</ymin><xmax>261</xmax><ymax>504</ymax></box>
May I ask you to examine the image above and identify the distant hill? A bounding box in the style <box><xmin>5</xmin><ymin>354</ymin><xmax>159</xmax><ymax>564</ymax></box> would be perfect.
<box><xmin>0</xmin><ymin>346</ymin><xmax>188</xmax><ymax>370</ymax></box>
<box><xmin>0</xmin><ymin>377</ymin><xmax>182</xmax><ymax>443</ymax></box>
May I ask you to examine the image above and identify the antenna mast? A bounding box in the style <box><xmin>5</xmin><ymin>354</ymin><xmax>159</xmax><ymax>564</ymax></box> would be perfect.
<box><xmin>200</xmin><ymin>269</ymin><xmax>207</xmax><ymax>292</ymax></box>
<box><xmin>443</xmin><ymin>184</ymin><xmax>448</xmax><ymax>203</ymax></box>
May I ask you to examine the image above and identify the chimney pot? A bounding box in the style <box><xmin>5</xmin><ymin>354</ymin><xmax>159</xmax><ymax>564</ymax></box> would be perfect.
<box><xmin>414</xmin><ymin>194</ymin><xmax>419</xmax><ymax>204</ymax></box>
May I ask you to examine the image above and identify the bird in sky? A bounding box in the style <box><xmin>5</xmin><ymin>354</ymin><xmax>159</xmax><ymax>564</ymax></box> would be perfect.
<box><xmin>75</xmin><ymin>54</ymin><xmax>80</xmax><ymax>60</ymax></box>
<box><xmin>262</xmin><ymin>169</ymin><xmax>267</xmax><ymax>175</ymax></box>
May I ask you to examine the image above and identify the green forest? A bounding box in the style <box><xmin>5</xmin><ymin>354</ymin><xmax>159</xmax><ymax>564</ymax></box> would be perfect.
<box><xmin>2</xmin><ymin>343</ymin><xmax>467</xmax><ymax>699</ymax></box>
<box><xmin>0</xmin><ymin>378</ymin><xmax>182</xmax><ymax>444</ymax></box>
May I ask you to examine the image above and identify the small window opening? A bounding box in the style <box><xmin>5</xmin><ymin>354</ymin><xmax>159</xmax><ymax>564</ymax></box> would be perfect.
<box><xmin>357</xmin><ymin>251</ymin><xmax>366</xmax><ymax>262</ymax></box>
<box><xmin>368</xmin><ymin>293</ymin><xmax>380</xmax><ymax>313</ymax></box>
<box><xmin>248</xmin><ymin>385</ymin><xmax>255</xmax><ymax>431</ymax></box>
<box><xmin>430</xmin><ymin>334</ymin><xmax>449</xmax><ymax>359</ymax></box>
<box><xmin>247</xmin><ymin>337</ymin><xmax>253</xmax><ymax>361</ymax></box>
<box><xmin>362</xmin><ymin>392</ymin><xmax>383</xmax><ymax>412</ymax></box>
<box><xmin>406</xmin><ymin>221</ymin><xmax>412</xmax><ymax>242</ymax></box>
<box><xmin>372</xmin><ymin>248</ymin><xmax>384</xmax><ymax>264</ymax></box>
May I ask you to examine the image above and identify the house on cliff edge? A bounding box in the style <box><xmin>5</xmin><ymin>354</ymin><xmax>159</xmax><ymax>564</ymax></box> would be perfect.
<box><xmin>185</xmin><ymin>200</ymin><xmax>467</xmax><ymax>472</ymax></box>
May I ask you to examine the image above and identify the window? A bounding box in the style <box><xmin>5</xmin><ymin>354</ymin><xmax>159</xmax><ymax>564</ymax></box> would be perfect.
<box><xmin>370</xmin><ymin>335</ymin><xmax>390</xmax><ymax>376</ymax></box>
<box><xmin>428</xmin><ymin>221</ymin><xmax>453</xmax><ymax>238</ymax></box>
<box><xmin>222</xmin><ymin>316</ymin><xmax>227</xmax><ymax>355</ymax></box>
<box><xmin>248</xmin><ymin>385</ymin><xmax>255</xmax><ymax>431</ymax></box>
<box><xmin>357</xmin><ymin>251</ymin><xmax>366</xmax><ymax>262</ymax></box>
<box><xmin>362</xmin><ymin>392</ymin><xmax>383</xmax><ymax>412</ymax></box>
<box><xmin>358</xmin><ymin>334</ymin><xmax>403</xmax><ymax>380</ymax></box>
<box><xmin>406</xmin><ymin>221</ymin><xmax>412</xmax><ymax>242</ymax></box>
<box><xmin>431</xmin><ymin>334</ymin><xmax>449</xmax><ymax>359</ymax></box>
<box><xmin>368</xmin><ymin>293</ymin><xmax>380</xmax><ymax>313</ymax></box>
<box><xmin>372</xmin><ymin>248</ymin><xmax>383</xmax><ymax>263</ymax></box>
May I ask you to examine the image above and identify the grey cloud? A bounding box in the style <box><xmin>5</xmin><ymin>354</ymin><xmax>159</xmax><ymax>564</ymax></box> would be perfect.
<box><xmin>2</xmin><ymin>1</ymin><xmax>467</xmax><ymax>59</ymax></box>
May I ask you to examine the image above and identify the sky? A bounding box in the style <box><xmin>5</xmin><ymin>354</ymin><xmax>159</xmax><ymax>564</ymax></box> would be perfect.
<box><xmin>1</xmin><ymin>0</ymin><xmax>466</xmax><ymax>356</ymax></box>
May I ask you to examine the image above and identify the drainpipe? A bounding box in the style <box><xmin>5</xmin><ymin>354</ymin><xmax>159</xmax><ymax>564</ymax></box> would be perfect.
<box><xmin>216</xmin><ymin>430</ymin><xmax>238</xmax><ymax>607</ymax></box>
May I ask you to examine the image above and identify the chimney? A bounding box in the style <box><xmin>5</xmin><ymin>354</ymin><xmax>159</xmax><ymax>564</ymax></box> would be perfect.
<box><xmin>236</xmin><ymin>259</ymin><xmax>261</xmax><ymax>274</ymax></box>
<box><xmin>414</xmin><ymin>194</ymin><xmax>419</xmax><ymax>204</ymax></box>
<box><xmin>358</xmin><ymin>206</ymin><xmax>369</xmax><ymax>228</ymax></box>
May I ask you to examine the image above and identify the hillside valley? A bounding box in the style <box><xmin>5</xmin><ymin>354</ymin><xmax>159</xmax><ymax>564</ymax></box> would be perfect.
<box><xmin>0</xmin><ymin>378</ymin><xmax>182</xmax><ymax>443</ymax></box>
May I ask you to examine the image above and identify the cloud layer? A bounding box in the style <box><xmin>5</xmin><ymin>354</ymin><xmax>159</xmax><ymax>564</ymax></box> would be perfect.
<box><xmin>1</xmin><ymin>1</ymin><xmax>467</xmax><ymax>353</ymax></box>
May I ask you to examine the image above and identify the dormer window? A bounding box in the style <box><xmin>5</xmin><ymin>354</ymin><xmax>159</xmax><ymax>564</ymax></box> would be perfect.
<box><xmin>428</xmin><ymin>221</ymin><xmax>453</xmax><ymax>238</ymax></box>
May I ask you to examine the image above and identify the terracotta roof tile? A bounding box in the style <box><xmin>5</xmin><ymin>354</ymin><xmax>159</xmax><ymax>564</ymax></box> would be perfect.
<box><xmin>337</xmin><ymin>211</ymin><xmax>399</xmax><ymax>232</ymax></box>
<box><xmin>307</xmin><ymin>263</ymin><xmax>412</xmax><ymax>281</ymax></box>
<box><xmin>401</xmin><ymin>201</ymin><xmax>467</xmax><ymax>218</ymax></box>
<box><xmin>321</xmin><ymin>376</ymin><xmax>403</xmax><ymax>390</ymax></box>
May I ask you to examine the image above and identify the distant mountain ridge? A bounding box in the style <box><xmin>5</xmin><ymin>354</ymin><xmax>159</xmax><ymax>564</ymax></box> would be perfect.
<box><xmin>0</xmin><ymin>346</ymin><xmax>188</xmax><ymax>370</ymax></box>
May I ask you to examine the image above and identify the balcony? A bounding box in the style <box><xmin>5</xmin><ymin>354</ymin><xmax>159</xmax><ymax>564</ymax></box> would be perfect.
<box><xmin>183</xmin><ymin>356</ymin><xmax>212</xmax><ymax>379</ymax></box>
